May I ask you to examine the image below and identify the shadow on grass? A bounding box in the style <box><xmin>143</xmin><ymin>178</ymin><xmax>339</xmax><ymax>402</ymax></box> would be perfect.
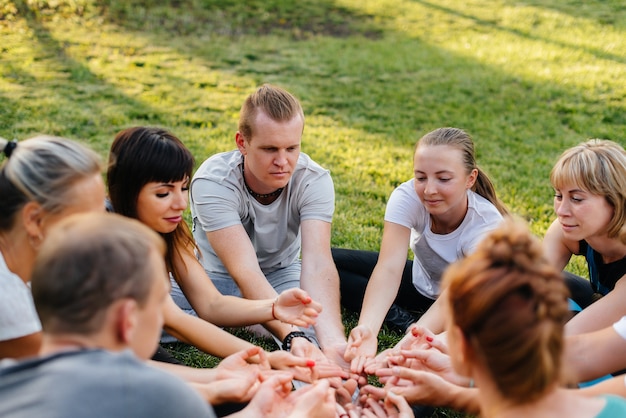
<box><xmin>411</xmin><ymin>0</ymin><xmax>626</xmax><ymax>64</ymax></box>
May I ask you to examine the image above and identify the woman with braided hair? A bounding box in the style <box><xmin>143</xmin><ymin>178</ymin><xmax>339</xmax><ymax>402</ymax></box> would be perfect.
<box><xmin>442</xmin><ymin>219</ymin><xmax>626</xmax><ymax>417</ymax></box>
<box><xmin>365</xmin><ymin>220</ymin><xmax>626</xmax><ymax>416</ymax></box>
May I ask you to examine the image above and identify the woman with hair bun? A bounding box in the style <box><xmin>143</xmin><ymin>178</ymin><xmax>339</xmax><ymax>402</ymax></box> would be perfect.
<box><xmin>443</xmin><ymin>219</ymin><xmax>626</xmax><ymax>416</ymax></box>
<box><xmin>0</xmin><ymin>135</ymin><xmax>105</xmax><ymax>359</ymax></box>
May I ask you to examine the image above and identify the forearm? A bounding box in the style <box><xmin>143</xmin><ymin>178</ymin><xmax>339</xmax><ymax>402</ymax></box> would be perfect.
<box><xmin>302</xmin><ymin>264</ymin><xmax>345</xmax><ymax>348</ymax></box>
<box><xmin>358</xmin><ymin>266</ymin><xmax>403</xmax><ymax>335</ymax></box>
<box><xmin>164</xmin><ymin>313</ymin><xmax>255</xmax><ymax>359</ymax></box>
<box><xmin>205</xmin><ymin>295</ymin><xmax>275</xmax><ymax>327</ymax></box>
<box><xmin>415</xmin><ymin>294</ymin><xmax>447</xmax><ymax>335</ymax></box>
<box><xmin>227</xmin><ymin>273</ymin><xmax>301</xmax><ymax>340</ymax></box>
<box><xmin>565</xmin><ymin>327</ymin><xmax>626</xmax><ymax>382</ymax></box>
<box><xmin>446</xmin><ymin>387</ymin><xmax>481</xmax><ymax>415</ymax></box>
<box><xmin>579</xmin><ymin>376</ymin><xmax>626</xmax><ymax>398</ymax></box>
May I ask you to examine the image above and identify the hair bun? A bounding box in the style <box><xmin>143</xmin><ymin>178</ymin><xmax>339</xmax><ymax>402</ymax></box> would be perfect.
<box><xmin>2</xmin><ymin>139</ymin><xmax>17</xmax><ymax>158</ymax></box>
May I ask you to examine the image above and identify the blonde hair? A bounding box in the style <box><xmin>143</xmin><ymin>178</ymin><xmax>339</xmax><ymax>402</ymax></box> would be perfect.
<box><xmin>238</xmin><ymin>84</ymin><xmax>304</xmax><ymax>141</ymax></box>
<box><xmin>417</xmin><ymin>128</ymin><xmax>508</xmax><ymax>215</ymax></box>
<box><xmin>550</xmin><ymin>139</ymin><xmax>626</xmax><ymax>242</ymax></box>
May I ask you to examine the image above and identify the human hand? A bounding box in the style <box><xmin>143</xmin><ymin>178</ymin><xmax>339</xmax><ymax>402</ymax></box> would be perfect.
<box><xmin>378</xmin><ymin>366</ymin><xmax>460</xmax><ymax>407</ymax></box>
<box><xmin>287</xmin><ymin>379</ymin><xmax>336</xmax><ymax>418</ymax></box>
<box><xmin>267</xmin><ymin>349</ymin><xmax>337</xmax><ymax>382</ymax></box>
<box><xmin>236</xmin><ymin>373</ymin><xmax>294</xmax><ymax>417</ymax></box>
<box><xmin>274</xmin><ymin>288</ymin><xmax>322</xmax><ymax>327</ymax></box>
<box><xmin>363</xmin><ymin>348</ymin><xmax>396</xmax><ymax>376</ymax></box>
<box><xmin>238</xmin><ymin>374</ymin><xmax>337</xmax><ymax>418</ymax></box>
<box><xmin>386</xmin><ymin>347</ymin><xmax>466</xmax><ymax>387</ymax></box>
<box><xmin>360</xmin><ymin>391</ymin><xmax>414</xmax><ymax>418</ymax></box>
<box><xmin>192</xmin><ymin>370</ymin><xmax>261</xmax><ymax>404</ymax></box>
<box><xmin>403</xmin><ymin>325</ymin><xmax>448</xmax><ymax>353</ymax></box>
<box><xmin>216</xmin><ymin>346</ymin><xmax>270</xmax><ymax>380</ymax></box>
<box><xmin>290</xmin><ymin>338</ymin><xmax>349</xmax><ymax>386</ymax></box>
<box><xmin>345</xmin><ymin>324</ymin><xmax>378</xmax><ymax>374</ymax></box>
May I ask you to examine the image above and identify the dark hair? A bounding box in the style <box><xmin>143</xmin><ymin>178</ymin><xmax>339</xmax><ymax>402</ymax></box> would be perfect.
<box><xmin>417</xmin><ymin>128</ymin><xmax>508</xmax><ymax>216</ymax></box>
<box><xmin>238</xmin><ymin>84</ymin><xmax>304</xmax><ymax>141</ymax></box>
<box><xmin>32</xmin><ymin>212</ymin><xmax>166</xmax><ymax>334</ymax></box>
<box><xmin>443</xmin><ymin>219</ymin><xmax>569</xmax><ymax>404</ymax></box>
<box><xmin>107</xmin><ymin>126</ymin><xmax>197</xmax><ymax>282</ymax></box>
<box><xmin>0</xmin><ymin>135</ymin><xmax>101</xmax><ymax>231</ymax></box>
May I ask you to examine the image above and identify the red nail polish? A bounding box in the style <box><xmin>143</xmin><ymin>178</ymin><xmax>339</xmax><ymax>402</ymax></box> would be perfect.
<box><xmin>306</xmin><ymin>360</ymin><xmax>315</xmax><ymax>368</ymax></box>
<box><xmin>426</xmin><ymin>336</ymin><xmax>433</xmax><ymax>342</ymax></box>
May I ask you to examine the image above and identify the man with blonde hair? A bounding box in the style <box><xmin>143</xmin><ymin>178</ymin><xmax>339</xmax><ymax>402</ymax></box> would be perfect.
<box><xmin>189</xmin><ymin>84</ymin><xmax>348</xmax><ymax>369</ymax></box>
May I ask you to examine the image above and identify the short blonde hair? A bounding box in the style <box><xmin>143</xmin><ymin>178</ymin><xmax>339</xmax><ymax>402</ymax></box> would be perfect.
<box><xmin>238</xmin><ymin>84</ymin><xmax>304</xmax><ymax>141</ymax></box>
<box><xmin>550</xmin><ymin>139</ymin><xmax>626</xmax><ymax>240</ymax></box>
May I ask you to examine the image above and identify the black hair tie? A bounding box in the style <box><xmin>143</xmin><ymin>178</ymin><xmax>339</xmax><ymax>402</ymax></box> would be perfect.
<box><xmin>3</xmin><ymin>139</ymin><xmax>17</xmax><ymax>158</ymax></box>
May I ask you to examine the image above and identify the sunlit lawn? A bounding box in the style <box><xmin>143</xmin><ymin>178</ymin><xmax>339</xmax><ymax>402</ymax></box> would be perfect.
<box><xmin>2</xmin><ymin>1</ymin><xmax>625</xmax><ymax>416</ymax></box>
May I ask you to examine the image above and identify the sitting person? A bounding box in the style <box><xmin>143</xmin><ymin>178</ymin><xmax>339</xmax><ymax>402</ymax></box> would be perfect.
<box><xmin>336</xmin><ymin>127</ymin><xmax>507</xmax><ymax>374</ymax></box>
<box><xmin>0</xmin><ymin>212</ymin><xmax>337</xmax><ymax>417</ymax></box>
<box><xmin>363</xmin><ymin>220</ymin><xmax>626</xmax><ymax>417</ymax></box>
<box><xmin>543</xmin><ymin>139</ymin><xmax>626</xmax><ymax>333</ymax></box>
<box><xmin>188</xmin><ymin>85</ymin><xmax>347</xmax><ymax>368</ymax></box>
<box><xmin>0</xmin><ymin>135</ymin><xmax>105</xmax><ymax>360</ymax></box>
<box><xmin>106</xmin><ymin>126</ymin><xmax>343</xmax><ymax>384</ymax></box>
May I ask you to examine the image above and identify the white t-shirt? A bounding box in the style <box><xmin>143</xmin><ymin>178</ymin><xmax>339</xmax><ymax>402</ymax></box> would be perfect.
<box><xmin>612</xmin><ymin>316</ymin><xmax>626</xmax><ymax>340</ymax></box>
<box><xmin>384</xmin><ymin>179</ymin><xmax>503</xmax><ymax>299</ymax></box>
<box><xmin>0</xmin><ymin>251</ymin><xmax>41</xmax><ymax>341</ymax></box>
<box><xmin>190</xmin><ymin>150</ymin><xmax>334</xmax><ymax>275</ymax></box>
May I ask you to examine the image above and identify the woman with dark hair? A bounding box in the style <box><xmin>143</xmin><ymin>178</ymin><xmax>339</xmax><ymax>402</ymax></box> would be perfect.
<box><xmin>106</xmin><ymin>127</ymin><xmax>337</xmax><ymax>381</ymax></box>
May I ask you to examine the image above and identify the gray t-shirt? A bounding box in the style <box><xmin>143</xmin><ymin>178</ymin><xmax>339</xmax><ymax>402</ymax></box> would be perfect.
<box><xmin>190</xmin><ymin>150</ymin><xmax>334</xmax><ymax>275</ymax></box>
<box><xmin>0</xmin><ymin>349</ymin><xmax>216</xmax><ymax>418</ymax></box>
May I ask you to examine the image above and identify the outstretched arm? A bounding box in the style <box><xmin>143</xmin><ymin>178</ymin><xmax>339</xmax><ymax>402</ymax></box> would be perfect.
<box><xmin>162</xmin><ymin>295</ymin><xmax>257</xmax><ymax>358</ymax></box>
<box><xmin>565</xmin><ymin>320</ymin><xmax>626</xmax><ymax>382</ymax></box>
<box><xmin>206</xmin><ymin>224</ymin><xmax>308</xmax><ymax>341</ymax></box>
<box><xmin>174</xmin><ymin>242</ymin><xmax>321</xmax><ymax>330</ymax></box>
<box><xmin>345</xmin><ymin>221</ymin><xmax>411</xmax><ymax>372</ymax></box>
<box><xmin>300</xmin><ymin>220</ymin><xmax>346</xmax><ymax>356</ymax></box>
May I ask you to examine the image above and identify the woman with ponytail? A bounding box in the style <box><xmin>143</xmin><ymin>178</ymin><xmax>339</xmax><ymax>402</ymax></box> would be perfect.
<box><xmin>335</xmin><ymin>127</ymin><xmax>507</xmax><ymax>374</ymax></box>
<box><xmin>0</xmin><ymin>135</ymin><xmax>105</xmax><ymax>359</ymax></box>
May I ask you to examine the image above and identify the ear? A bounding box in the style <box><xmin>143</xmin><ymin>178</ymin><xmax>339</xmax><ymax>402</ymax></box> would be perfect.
<box><xmin>114</xmin><ymin>299</ymin><xmax>139</xmax><ymax>345</ymax></box>
<box><xmin>448</xmin><ymin>325</ymin><xmax>474</xmax><ymax>378</ymax></box>
<box><xmin>235</xmin><ymin>131</ymin><xmax>247</xmax><ymax>155</ymax></box>
<box><xmin>22</xmin><ymin>201</ymin><xmax>45</xmax><ymax>244</ymax></box>
<box><xmin>466</xmin><ymin>168</ymin><xmax>478</xmax><ymax>189</ymax></box>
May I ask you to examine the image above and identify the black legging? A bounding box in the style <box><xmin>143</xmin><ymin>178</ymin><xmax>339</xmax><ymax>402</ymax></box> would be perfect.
<box><xmin>332</xmin><ymin>248</ymin><xmax>435</xmax><ymax>315</ymax></box>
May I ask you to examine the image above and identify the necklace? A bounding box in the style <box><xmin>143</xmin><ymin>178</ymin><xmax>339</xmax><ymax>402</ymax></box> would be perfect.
<box><xmin>244</xmin><ymin>182</ymin><xmax>284</xmax><ymax>199</ymax></box>
<box><xmin>241</xmin><ymin>163</ymin><xmax>284</xmax><ymax>199</ymax></box>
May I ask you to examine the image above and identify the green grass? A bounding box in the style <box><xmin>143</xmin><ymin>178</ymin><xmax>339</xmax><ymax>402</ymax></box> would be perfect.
<box><xmin>2</xmin><ymin>1</ymin><xmax>626</xmax><ymax>416</ymax></box>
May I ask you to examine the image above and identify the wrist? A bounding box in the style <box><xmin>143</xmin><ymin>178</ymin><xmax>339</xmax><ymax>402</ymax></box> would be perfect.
<box><xmin>271</xmin><ymin>296</ymin><xmax>279</xmax><ymax>321</ymax></box>
<box><xmin>282</xmin><ymin>331</ymin><xmax>313</xmax><ymax>351</ymax></box>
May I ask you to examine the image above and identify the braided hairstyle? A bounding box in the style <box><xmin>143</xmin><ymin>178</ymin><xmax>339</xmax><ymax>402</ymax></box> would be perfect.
<box><xmin>443</xmin><ymin>219</ymin><xmax>569</xmax><ymax>404</ymax></box>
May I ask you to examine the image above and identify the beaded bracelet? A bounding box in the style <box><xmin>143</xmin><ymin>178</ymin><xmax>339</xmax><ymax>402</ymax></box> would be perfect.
<box><xmin>281</xmin><ymin>331</ymin><xmax>313</xmax><ymax>351</ymax></box>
